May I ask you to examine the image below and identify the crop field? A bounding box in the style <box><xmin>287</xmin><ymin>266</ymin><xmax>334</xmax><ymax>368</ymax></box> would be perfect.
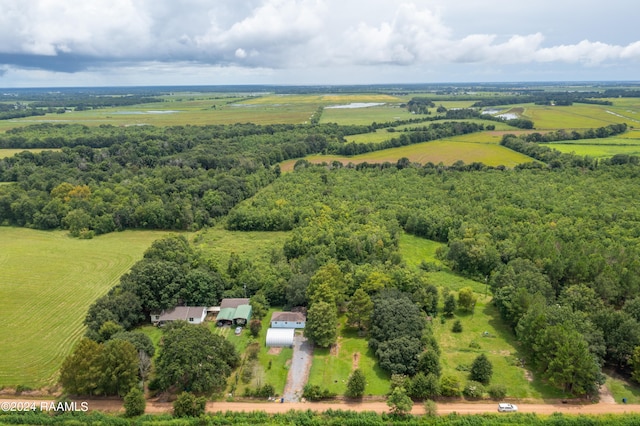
<box><xmin>280</xmin><ymin>139</ymin><xmax>533</xmax><ymax>171</ymax></box>
<box><xmin>524</xmin><ymin>103</ymin><xmax>635</xmax><ymax>129</ymax></box>
<box><xmin>0</xmin><ymin>228</ymin><xmax>173</xmax><ymax>388</ymax></box>
<box><xmin>321</xmin><ymin>104</ymin><xmax>409</xmax><ymax>126</ymax></box>
<box><xmin>542</xmin><ymin>142</ymin><xmax>640</xmax><ymax>158</ymax></box>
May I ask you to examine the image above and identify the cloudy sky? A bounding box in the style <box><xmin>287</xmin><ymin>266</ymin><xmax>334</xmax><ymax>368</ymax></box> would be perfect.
<box><xmin>0</xmin><ymin>0</ymin><xmax>638</xmax><ymax>87</ymax></box>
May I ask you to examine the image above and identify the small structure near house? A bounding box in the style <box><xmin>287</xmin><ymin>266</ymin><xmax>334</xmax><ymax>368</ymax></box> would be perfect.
<box><xmin>216</xmin><ymin>298</ymin><xmax>252</xmax><ymax>327</ymax></box>
<box><xmin>266</xmin><ymin>328</ymin><xmax>295</xmax><ymax>347</ymax></box>
<box><xmin>151</xmin><ymin>306</ymin><xmax>207</xmax><ymax>326</ymax></box>
<box><xmin>270</xmin><ymin>311</ymin><xmax>306</xmax><ymax>329</ymax></box>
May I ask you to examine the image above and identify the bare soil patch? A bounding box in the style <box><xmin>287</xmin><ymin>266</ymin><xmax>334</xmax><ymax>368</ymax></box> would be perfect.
<box><xmin>267</xmin><ymin>347</ymin><xmax>283</xmax><ymax>355</ymax></box>
<box><xmin>330</xmin><ymin>340</ymin><xmax>341</xmax><ymax>356</ymax></box>
<box><xmin>352</xmin><ymin>352</ymin><xmax>360</xmax><ymax>370</ymax></box>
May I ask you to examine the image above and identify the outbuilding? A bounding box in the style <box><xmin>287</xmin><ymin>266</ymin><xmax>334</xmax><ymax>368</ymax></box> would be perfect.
<box><xmin>265</xmin><ymin>328</ymin><xmax>295</xmax><ymax>347</ymax></box>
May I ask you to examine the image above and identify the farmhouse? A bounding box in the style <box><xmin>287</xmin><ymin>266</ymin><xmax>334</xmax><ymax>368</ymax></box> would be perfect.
<box><xmin>265</xmin><ymin>328</ymin><xmax>295</xmax><ymax>347</ymax></box>
<box><xmin>270</xmin><ymin>311</ymin><xmax>306</xmax><ymax>329</ymax></box>
<box><xmin>151</xmin><ymin>306</ymin><xmax>207</xmax><ymax>326</ymax></box>
<box><xmin>216</xmin><ymin>298</ymin><xmax>252</xmax><ymax>326</ymax></box>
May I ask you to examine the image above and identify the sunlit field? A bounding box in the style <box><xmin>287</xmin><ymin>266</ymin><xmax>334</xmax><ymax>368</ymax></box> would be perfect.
<box><xmin>280</xmin><ymin>139</ymin><xmax>534</xmax><ymax>171</ymax></box>
<box><xmin>0</xmin><ymin>228</ymin><xmax>174</xmax><ymax>388</ymax></box>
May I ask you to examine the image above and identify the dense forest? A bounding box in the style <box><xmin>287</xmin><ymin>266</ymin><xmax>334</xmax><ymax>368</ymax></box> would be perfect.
<box><xmin>4</xmin><ymin>108</ymin><xmax>640</xmax><ymax>399</ymax></box>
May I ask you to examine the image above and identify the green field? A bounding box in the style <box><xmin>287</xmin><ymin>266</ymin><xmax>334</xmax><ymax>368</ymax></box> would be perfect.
<box><xmin>194</xmin><ymin>227</ymin><xmax>290</xmax><ymax>269</ymax></box>
<box><xmin>0</xmin><ymin>228</ymin><xmax>173</xmax><ymax>388</ymax></box>
<box><xmin>0</xmin><ymin>148</ymin><xmax>60</xmax><ymax>158</ymax></box>
<box><xmin>281</xmin><ymin>140</ymin><xmax>533</xmax><ymax>171</ymax></box>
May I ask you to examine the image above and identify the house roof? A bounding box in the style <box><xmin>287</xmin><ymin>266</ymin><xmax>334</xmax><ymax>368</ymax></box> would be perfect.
<box><xmin>271</xmin><ymin>311</ymin><xmax>306</xmax><ymax>323</ymax></box>
<box><xmin>157</xmin><ymin>306</ymin><xmax>206</xmax><ymax>322</ymax></box>
<box><xmin>233</xmin><ymin>304</ymin><xmax>252</xmax><ymax>320</ymax></box>
<box><xmin>220</xmin><ymin>298</ymin><xmax>250</xmax><ymax>309</ymax></box>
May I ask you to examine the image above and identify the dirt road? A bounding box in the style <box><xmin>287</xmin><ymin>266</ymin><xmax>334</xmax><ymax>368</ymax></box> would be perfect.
<box><xmin>4</xmin><ymin>397</ymin><xmax>640</xmax><ymax>416</ymax></box>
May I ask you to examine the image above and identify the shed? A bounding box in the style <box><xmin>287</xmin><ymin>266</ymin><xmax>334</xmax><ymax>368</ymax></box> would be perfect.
<box><xmin>233</xmin><ymin>304</ymin><xmax>253</xmax><ymax>326</ymax></box>
<box><xmin>216</xmin><ymin>307</ymin><xmax>236</xmax><ymax>326</ymax></box>
<box><xmin>266</xmin><ymin>328</ymin><xmax>295</xmax><ymax>347</ymax></box>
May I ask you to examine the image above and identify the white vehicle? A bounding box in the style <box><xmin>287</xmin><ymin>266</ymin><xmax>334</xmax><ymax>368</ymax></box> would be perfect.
<box><xmin>498</xmin><ymin>403</ymin><xmax>518</xmax><ymax>412</ymax></box>
<box><xmin>235</xmin><ymin>326</ymin><xmax>242</xmax><ymax>335</ymax></box>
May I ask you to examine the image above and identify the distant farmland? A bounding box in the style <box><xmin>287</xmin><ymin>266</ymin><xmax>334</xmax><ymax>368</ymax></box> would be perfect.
<box><xmin>0</xmin><ymin>228</ymin><xmax>172</xmax><ymax>388</ymax></box>
<box><xmin>280</xmin><ymin>139</ymin><xmax>534</xmax><ymax>171</ymax></box>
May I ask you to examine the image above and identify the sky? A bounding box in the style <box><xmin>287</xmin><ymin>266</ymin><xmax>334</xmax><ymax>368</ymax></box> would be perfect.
<box><xmin>0</xmin><ymin>0</ymin><xmax>638</xmax><ymax>87</ymax></box>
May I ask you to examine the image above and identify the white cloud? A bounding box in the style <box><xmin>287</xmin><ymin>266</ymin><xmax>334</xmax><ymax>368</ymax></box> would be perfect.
<box><xmin>0</xmin><ymin>0</ymin><xmax>638</xmax><ymax>85</ymax></box>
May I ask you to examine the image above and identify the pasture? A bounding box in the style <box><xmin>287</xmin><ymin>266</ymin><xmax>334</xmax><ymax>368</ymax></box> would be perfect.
<box><xmin>0</xmin><ymin>228</ymin><xmax>172</xmax><ymax>388</ymax></box>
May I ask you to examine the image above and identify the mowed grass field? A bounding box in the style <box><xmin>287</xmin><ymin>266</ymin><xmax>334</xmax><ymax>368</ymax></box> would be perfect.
<box><xmin>0</xmin><ymin>228</ymin><xmax>172</xmax><ymax>388</ymax></box>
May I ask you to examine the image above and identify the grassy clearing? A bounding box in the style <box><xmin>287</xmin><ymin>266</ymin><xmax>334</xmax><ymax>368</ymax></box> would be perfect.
<box><xmin>308</xmin><ymin>318</ymin><xmax>390</xmax><ymax>396</ymax></box>
<box><xmin>193</xmin><ymin>226</ymin><xmax>290</xmax><ymax>269</ymax></box>
<box><xmin>399</xmin><ymin>233</ymin><xmax>444</xmax><ymax>268</ymax></box>
<box><xmin>399</xmin><ymin>233</ymin><xmax>562</xmax><ymax>399</ymax></box>
<box><xmin>0</xmin><ymin>148</ymin><xmax>60</xmax><ymax>158</ymax></box>
<box><xmin>434</xmin><ymin>298</ymin><xmax>564</xmax><ymax>399</ymax></box>
<box><xmin>321</xmin><ymin>105</ymin><xmax>409</xmax><ymax>125</ymax></box>
<box><xmin>280</xmin><ymin>140</ymin><xmax>533</xmax><ymax>171</ymax></box>
<box><xmin>0</xmin><ymin>228</ymin><xmax>172</xmax><ymax>388</ymax></box>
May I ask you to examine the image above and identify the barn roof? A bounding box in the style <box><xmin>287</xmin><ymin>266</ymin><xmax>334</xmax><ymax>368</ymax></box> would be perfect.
<box><xmin>233</xmin><ymin>304</ymin><xmax>252</xmax><ymax>321</ymax></box>
<box><xmin>157</xmin><ymin>306</ymin><xmax>206</xmax><ymax>322</ymax></box>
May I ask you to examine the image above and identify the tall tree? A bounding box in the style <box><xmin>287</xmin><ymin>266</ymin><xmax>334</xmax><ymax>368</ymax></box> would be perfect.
<box><xmin>155</xmin><ymin>322</ymin><xmax>239</xmax><ymax>393</ymax></box>
<box><xmin>304</xmin><ymin>301</ymin><xmax>338</xmax><ymax>347</ymax></box>
<box><xmin>470</xmin><ymin>353</ymin><xmax>493</xmax><ymax>385</ymax></box>
<box><xmin>59</xmin><ymin>338</ymin><xmax>103</xmax><ymax>396</ymax></box>
<box><xmin>347</xmin><ymin>288</ymin><xmax>374</xmax><ymax>330</ymax></box>
<box><xmin>345</xmin><ymin>369</ymin><xmax>366</xmax><ymax>398</ymax></box>
<box><xmin>97</xmin><ymin>339</ymin><xmax>139</xmax><ymax>396</ymax></box>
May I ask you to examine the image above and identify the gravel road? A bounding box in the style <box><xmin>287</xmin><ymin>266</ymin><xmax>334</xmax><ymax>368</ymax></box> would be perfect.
<box><xmin>281</xmin><ymin>332</ymin><xmax>313</xmax><ymax>402</ymax></box>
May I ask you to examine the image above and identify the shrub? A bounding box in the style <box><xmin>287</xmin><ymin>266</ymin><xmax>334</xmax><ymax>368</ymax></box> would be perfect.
<box><xmin>249</xmin><ymin>319</ymin><xmax>262</xmax><ymax>337</ymax></box>
<box><xmin>470</xmin><ymin>353</ymin><xmax>493</xmax><ymax>384</ymax></box>
<box><xmin>451</xmin><ymin>320</ymin><xmax>463</xmax><ymax>333</ymax></box>
<box><xmin>440</xmin><ymin>375</ymin><xmax>461</xmax><ymax>397</ymax></box>
<box><xmin>424</xmin><ymin>399</ymin><xmax>438</xmax><ymax>417</ymax></box>
<box><xmin>302</xmin><ymin>384</ymin><xmax>336</xmax><ymax>401</ymax></box>
<box><xmin>123</xmin><ymin>387</ymin><xmax>146</xmax><ymax>417</ymax></box>
<box><xmin>463</xmin><ymin>381</ymin><xmax>485</xmax><ymax>399</ymax></box>
<box><xmin>173</xmin><ymin>392</ymin><xmax>206</xmax><ymax>418</ymax></box>
<box><xmin>488</xmin><ymin>383</ymin><xmax>508</xmax><ymax>400</ymax></box>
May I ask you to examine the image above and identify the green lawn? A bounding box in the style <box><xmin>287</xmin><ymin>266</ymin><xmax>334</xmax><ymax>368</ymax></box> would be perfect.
<box><xmin>0</xmin><ymin>228</ymin><xmax>172</xmax><ymax>388</ymax></box>
<box><xmin>308</xmin><ymin>318</ymin><xmax>390</xmax><ymax>396</ymax></box>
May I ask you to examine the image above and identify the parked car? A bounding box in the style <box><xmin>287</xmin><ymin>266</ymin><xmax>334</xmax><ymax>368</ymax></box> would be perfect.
<box><xmin>498</xmin><ymin>403</ymin><xmax>518</xmax><ymax>412</ymax></box>
<box><xmin>235</xmin><ymin>326</ymin><xmax>242</xmax><ymax>335</ymax></box>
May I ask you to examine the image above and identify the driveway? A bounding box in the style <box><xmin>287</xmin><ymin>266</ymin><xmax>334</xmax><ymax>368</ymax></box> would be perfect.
<box><xmin>282</xmin><ymin>332</ymin><xmax>313</xmax><ymax>402</ymax></box>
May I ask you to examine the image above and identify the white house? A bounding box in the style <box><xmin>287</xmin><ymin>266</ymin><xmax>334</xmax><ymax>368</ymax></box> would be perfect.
<box><xmin>150</xmin><ymin>306</ymin><xmax>207</xmax><ymax>326</ymax></box>
<box><xmin>265</xmin><ymin>328</ymin><xmax>295</xmax><ymax>347</ymax></box>
<box><xmin>270</xmin><ymin>311</ymin><xmax>306</xmax><ymax>329</ymax></box>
